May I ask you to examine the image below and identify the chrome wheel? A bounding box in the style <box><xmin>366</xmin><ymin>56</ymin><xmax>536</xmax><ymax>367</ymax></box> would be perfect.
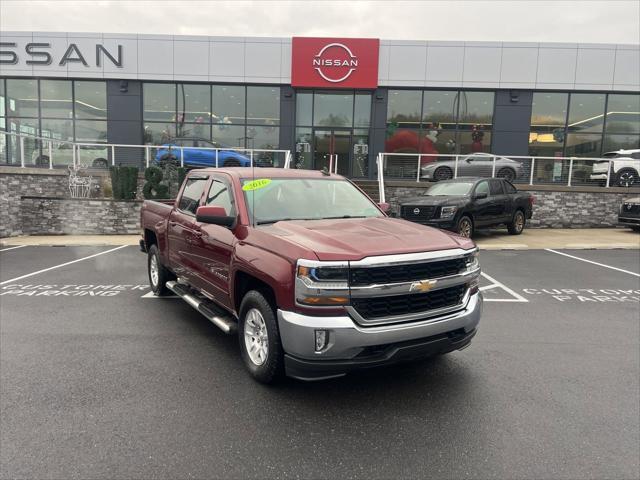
<box><xmin>244</xmin><ymin>308</ymin><xmax>269</xmax><ymax>366</ymax></box>
<box><xmin>458</xmin><ymin>218</ymin><xmax>472</xmax><ymax>238</ymax></box>
<box><xmin>150</xmin><ymin>253</ymin><xmax>159</xmax><ymax>287</ymax></box>
<box><xmin>618</xmin><ymin>171</ymin><xmax>637</xmax><ymax>187</ymax></box>
<box><xmin>514</xmin><ymin>212</ymin><xmax>525</xmax><ymax>233</ymax></box>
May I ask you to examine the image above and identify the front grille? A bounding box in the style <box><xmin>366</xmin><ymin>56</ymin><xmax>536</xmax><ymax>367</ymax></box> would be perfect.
<box><xmin>351</xmin><ymin>284</ymin><xmax>467</xmax><ymax>320</ymax></box>
<box><xmin>401</xmin><ymin>205</ymin><xmax>437</xmax><ymax>223</ymax></box>
<box><xmin>350</xmin><ymin>257</ymin><xmax>466</xmax><ymax>286</ymax></box>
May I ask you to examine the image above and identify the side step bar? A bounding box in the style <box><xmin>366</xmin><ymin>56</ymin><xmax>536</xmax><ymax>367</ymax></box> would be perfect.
<box><xmin>166</xmin><ymin>281</ymin><xmax>237</xmax><ymax>334</ymax></box>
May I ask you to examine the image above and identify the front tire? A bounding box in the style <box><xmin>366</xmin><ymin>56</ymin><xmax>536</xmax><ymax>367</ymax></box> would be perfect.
<box><xmin>508</xmin><ymin>209</ymin><xmax>526</xmax><ymax>235</ymax></box>
<box><xmin>497</xmin><ymin>167</ymin><xmax>516</xmax><ymax>182</ymax></box>
<box><xmin>238</xmin><ymin>290</ymin><xmax>284</xmax><ymax>384</ymax></box>
<box><xmin>433</xmin><ymin>166</ymin><xmax>453</xmax><ymax>181</ymax></box>
<box><xmin>456</xmin><ymin>215</ymin><xmax>474</xmax><ymax>238</ymax></box>
<box><xmin>615</xmin><ymin>169</ymin><xmax>639</xmax><ymax>187</ymax></box>
<box><xmin>148</xmin><ymin>244</ymin><xmax>173</xmax><ymax>296</ymax></box>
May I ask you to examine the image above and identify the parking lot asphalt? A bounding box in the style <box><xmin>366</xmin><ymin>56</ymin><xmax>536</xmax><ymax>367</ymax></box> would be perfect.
<box><xmin>1</xmin><ymin>245</ymin><xmax>639</xmax><ymax>479</ymax></box>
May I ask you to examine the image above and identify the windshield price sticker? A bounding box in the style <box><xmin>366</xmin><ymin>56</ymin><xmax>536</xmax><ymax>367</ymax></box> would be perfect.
<box><xmin>523</xmin><ymin>288</ymin><xmax>640</xmax><ymax>303</ymax></box>
<box><xmin>242</xmin><ymin>179</ymin><xmax>272</xmax><ymax>191</ymax></box>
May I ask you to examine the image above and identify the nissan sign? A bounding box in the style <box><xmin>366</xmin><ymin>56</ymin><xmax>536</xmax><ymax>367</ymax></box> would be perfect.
<box><xmin>291</xmin><ymin>37</ymin><xmax>379</xmax><ymax>89</ymax></box>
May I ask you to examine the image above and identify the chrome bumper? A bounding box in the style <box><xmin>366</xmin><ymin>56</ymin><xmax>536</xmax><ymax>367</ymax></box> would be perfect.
<box><xmin>277</xmin><ymin>291</ymin><xmax>482</xmax><ymax>361</ymax></box>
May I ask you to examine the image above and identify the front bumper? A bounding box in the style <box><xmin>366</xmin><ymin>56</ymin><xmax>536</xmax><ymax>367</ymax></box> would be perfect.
<box><xmin>618</xmin><ymin>215</ymin><xmax>640</xmax><ymax>226</ymax></box>
<box><xmin>278</xmin><ymin>291</ymin><xmax>482</xmax><ymax>380</ymax></box>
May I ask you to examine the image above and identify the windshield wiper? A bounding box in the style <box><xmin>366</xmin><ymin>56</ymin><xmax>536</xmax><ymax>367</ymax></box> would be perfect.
<box><xmin>320</xmin><ymin>215</ymin><xmax>368</xmax><ymax>220</ymax></box>
<box><xmin>256</xmin><ymin>218</ymin><xmax>311</xmax><ymax>225</ymax></box>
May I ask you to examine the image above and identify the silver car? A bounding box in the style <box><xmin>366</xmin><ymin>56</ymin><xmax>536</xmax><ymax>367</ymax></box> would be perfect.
<box><xmin>421</xmin><ymin>153</ymin><xmax>524</xmax><ymax>182</ymax></box>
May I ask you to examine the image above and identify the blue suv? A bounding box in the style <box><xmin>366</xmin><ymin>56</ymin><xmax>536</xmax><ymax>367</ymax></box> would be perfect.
<box><xmin>155</xmin><ymin>138</ymin><xmax>252</xmax><ymax>168</ymax></box>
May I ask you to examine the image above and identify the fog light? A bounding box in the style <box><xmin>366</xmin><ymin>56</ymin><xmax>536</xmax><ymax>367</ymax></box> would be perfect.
<box><xmin>468</xmin><ymin>278</ymin><xmax>480</xmax><ymax>295</ymax></box>
<box><xmin>315</xmin><ymin>330</ymin><xmax>329</xmax><ymax>352</ymax></box>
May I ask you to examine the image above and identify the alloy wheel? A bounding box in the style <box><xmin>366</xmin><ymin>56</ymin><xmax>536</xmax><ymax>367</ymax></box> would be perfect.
<box><xmin>244</xmin><ymin>308</ymin><xmax>269</xmax><ymax>366</ymax></box>
<box><xmin>150</xmin><ymin>253</ymin><xmax>159</xmax><ymax>287</ymax></box>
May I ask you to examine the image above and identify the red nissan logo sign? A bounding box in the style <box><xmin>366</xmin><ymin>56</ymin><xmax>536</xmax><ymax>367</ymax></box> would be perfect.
<box><xmin>292</xmin><ymin>37</ymin><xmax>379</xmax><ymax>89</ymax></box>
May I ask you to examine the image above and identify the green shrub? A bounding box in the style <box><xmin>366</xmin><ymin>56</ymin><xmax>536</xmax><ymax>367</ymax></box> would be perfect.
<box><xmin>110</xmin><ymin>166</ymin><xmax>139</xmax><ymax>200</ymax></box>
<box><xmin>143</xmin><ymin>166</ymin><xmax>169</xmax><ymax>199</ymax></box>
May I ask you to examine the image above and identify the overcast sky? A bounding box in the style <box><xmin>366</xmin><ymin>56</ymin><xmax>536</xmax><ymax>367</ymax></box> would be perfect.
<box><xmin>1</xmin><ymin>0</ymin><xmax>639</xmax><ymax>44</ymax></box>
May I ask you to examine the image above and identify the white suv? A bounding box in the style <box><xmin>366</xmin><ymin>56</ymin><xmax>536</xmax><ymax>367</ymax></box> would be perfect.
<box><xmin>590</xmin><ymin>149</ymin><xmax>640</xmax><ymax>187</ymax></box>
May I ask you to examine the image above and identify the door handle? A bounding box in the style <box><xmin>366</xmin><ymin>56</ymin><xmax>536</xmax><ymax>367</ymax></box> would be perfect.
<box><xmin>169</xmin><ymin>221</ymin><xmax>177</xmax><ymax>227</ymax></box>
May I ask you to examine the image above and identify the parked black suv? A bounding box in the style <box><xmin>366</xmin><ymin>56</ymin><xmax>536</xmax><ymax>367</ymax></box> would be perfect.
<box><xmin>399</xmin><ymin>177</ymin><xmax>534</xmax><ymax>238</ymax></box>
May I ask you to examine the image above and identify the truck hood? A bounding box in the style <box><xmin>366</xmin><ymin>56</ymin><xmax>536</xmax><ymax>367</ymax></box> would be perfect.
<box><xmin>261</xmin><ymin>217</ymin><xmax>474</xmax><ymax>261</ymax></box>
<box><xmin>401</xmin><ymin>195</ymin><xmax>469</xmax><ymax>207</ymax></box>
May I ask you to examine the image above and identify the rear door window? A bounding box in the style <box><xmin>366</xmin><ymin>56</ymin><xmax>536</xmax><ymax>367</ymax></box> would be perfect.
<box><xmin>178</xmin><ymin>177</ymin><xmax>208</xmax><ymax>215</ymax></box>
<box><xmin>489</xmin><ymin>179</ymin><xmax>504</xmax><ymax>195</ymax></box>
<box><xmin>503</xmin><ymin>181</ymin><xmax>517</xmax><ymax>194</ymax></box>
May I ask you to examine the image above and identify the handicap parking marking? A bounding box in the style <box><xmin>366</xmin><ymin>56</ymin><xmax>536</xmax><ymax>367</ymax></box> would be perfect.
<box><xmin>479</xmin><ymin>271</ymin><xmax>529</xmax><ymax>303</ymax></box>
<box><xmin>0</xmin><ymin>245</ymin><xmax>27</xmax><ymax>252</ymax></box>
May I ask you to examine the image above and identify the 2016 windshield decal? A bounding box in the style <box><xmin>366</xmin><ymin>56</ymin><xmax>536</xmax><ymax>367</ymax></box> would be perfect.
<box><xmin>312</xmin><ymin>43</ymin><xmax>358</xmax><ymax>83</ymax></box>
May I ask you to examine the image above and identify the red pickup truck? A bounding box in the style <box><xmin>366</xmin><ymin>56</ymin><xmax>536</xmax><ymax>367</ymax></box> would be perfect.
<box><xmin>140</xmin><ymin>168</ymin><xmax>482</xmax><ymax>383</ymax></box>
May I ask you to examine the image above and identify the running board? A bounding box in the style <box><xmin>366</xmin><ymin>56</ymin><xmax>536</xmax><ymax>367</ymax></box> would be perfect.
<box><xmin>166</xmin><ymin>281</ymin><xmax>237</xmax><ymax>334</ymax></box>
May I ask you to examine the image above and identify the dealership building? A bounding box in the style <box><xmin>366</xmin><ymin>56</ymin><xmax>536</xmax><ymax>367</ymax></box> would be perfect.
<box><xmin>0</xmin><ymin>32</ymin><xmax>638</xmax><ymax>178</ymax></box>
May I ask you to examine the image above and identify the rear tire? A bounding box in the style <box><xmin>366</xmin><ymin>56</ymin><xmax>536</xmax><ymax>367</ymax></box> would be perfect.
<box><xmin>92</xmin><ymin>158</ymin><xmax>108</xmax><ymax>168</ymax></box>
<box><xmin>148</xmin><ymin>244</ymin><xmax>174</xmax><ymax>296</ymax></box>
<box><xmin>456</xmin><ymin>215</ymin><xmax>474</xmax><ymax>238</ymax></box>
<box><xmin>35</xmin><ymin>155</ymin><xmax>49</xmax><ymax>167</ymax></box>
<box><xmin>615</xmin><ymin>169</ymin><xmax>639</xmax><ymax>187</ymax></box>
<box><xmin>507</xmin><ymin>209</ymin><xmax>526</xmax><ymax>235</ymax></box>
<box><xmin>497</xmin><ymin>167</ymin><xmax>516</xmax><ymax>182</ymax></box>
<box><xmin>434</xmin><ymin>166</ymin><xmax>453</xmax><ymax>181</ymax></box>
<box><xmin>238</xmin><ymin>290</ymin><xmax>284</xmax><ymax>384</ymax></box>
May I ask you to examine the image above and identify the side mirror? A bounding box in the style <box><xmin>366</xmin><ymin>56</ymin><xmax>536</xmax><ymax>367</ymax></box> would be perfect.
<box><xmin>475</xmin><ymin>192</ymin><xmax>488</xmax><ymax>200</ymax></box>
<box><xmin>378</xmin><ymin>202</ymin><xmax>391</xmax><ymax>214</ymax></box>
<box><xmin>466</xmin><ymin>158</ymin><xmax>473</xmax><ymax>163</ymax></box>
<box><xmin>196</xmin><ymin>205</ymin><xmax>235</xmax><ymax>227</ymax></box>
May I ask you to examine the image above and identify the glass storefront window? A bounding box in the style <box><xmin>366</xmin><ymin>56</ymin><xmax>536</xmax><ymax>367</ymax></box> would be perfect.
<box><xmin>458</xmin><ymin>91</ymin><xmax>494</xmax><ymax>128</ymax></box>
<box><xmin>567</xmin><ymin>93</ymin><xmax>606</xmax><ymax>133</ymax></box>
<box><xmin>41</xmin><ymin>118</ymin><xmax>73</xmax><ymax>142</ymax></box>
<box><xmin>354</xmin><ymin>93</ymin><xmax>371</xmax><ymax>128</ymax></box>
<box><xmin>314</xmin><ymin>92</ymin><xmax>353</xmax><ymax>127</ymax></box>
<box><xmin>603</xmin><ymin>133</ymin><xmax>640</xmax><ymax>153</ymax></box>
<box><xmin>176</xmin><ymin>122</ymin><xmax>210</xmax><ymax>139</ymax></box>
<box><xmin>0</xmin><ymin>79</ymin><xmax>5</xmax><ymax>117</ymax></box>
<box><xmin>212</xmin><ymin>124</ymin><xmax>245</xmax><ymax>148</ymax></box>
<box><xmin>247</xmin><ymin>86</ymin><xmax>280</xmax><ymax>126</ymax></box>
<box><xmin>387</xmin><ymin>90</ymin><xmax>421</xmax><ymax>127</ymax></box>
<box><xmin>352</xmin><ymin>128</ymin><xmax>369</xmax><ymax>176</ymax></box>
<box><xmin>144</xmin><ymin>122</ymin><xmax>177</xmax><ymax>145</ymax></box>
<box><xmin>40</xmin><ymin>80</ymin><xmax>72</xmax><ymax>119</ymax></box>
<box><xmin>422</xmin><ymin>91</ymin><xmax>457</xmax><ymax>126</ymax></box>
<box><xmin>8</xmin><ymin>118</ymin><xmax>39</xmax><ymax>165</ymax></box>
<box><xmin>294</xmin><ymin>127</ymin><xmax>313</xmax><ymax>169</ymax></box>
<box><xmin>177</xmin><ymin>84</ymin><xmax>211</xmax><ymax>123</ymax></box>
<box><xmin>564</xmin><ymin>133</ymin><xmax>602</xmax><ymax>157</ymax></box>
<box><xmin>212</xmin><ymin>85</ymin><xmax>244</xmax><ymax>124</ymax></box>
<box><xmin>143</xmin><ymin>83</ymin><xmax>176</xmax><ymax>121</ymax></box>
<box><xmin>295</xmin><ymin>92</ymin><xmax>313</xmax><ymax>126</ymax></box>
<box><xmin>531</xmin><ymin>93</ymin><xmax>568</xmax><ymax>127</ymax></box>
<box><xmin>457</xmin><ymin>131</ymin><xmax>492</xmax><ymax>155</ymax></box>
<box><xmin>247</xmin><ymin>125</ymin><xmax>279</xmax><ymax>150</ymax></box>
<box><xmin>74</xmin><ymin>81</ymin><xmax>107</xmax><ymax>120</ymax></box>
<box><xmin>75</xmin><ymin>120</ymin><xmax>108</xmax><ymax>143</ymax></box>
<box><xmin>6</xmin><ymin>79</ymin><xmax>39</xmax><ymax>117</ymax></box>
<box><xmin>605</xmin><ymin>94</ymin><xmax>640</xmax><ymax>134</ymax></box>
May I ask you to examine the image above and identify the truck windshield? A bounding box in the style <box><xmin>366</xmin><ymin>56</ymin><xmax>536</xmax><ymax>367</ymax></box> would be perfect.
<box><xmin>426</xmin><ymin>182</ymin><xmax>474</xmax><ymax>196</ymax></box>
<box><xmin>242</xmin><ymin>178</ymin><xmax>383</xmax><ymax>225</ymax></box>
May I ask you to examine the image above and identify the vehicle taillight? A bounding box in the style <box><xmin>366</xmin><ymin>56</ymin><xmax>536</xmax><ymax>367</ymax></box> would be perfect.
<box><xmin>529</xmin><ymin>195</ymin><xmax>536</xmax><ymax>206</ymax></box>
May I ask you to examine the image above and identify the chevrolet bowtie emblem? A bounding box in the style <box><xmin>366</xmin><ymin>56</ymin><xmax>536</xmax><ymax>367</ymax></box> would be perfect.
<box><xmin>409</xmin><ymin>279</ymin><xmax>437</xmax><ymax>293</ymax></box>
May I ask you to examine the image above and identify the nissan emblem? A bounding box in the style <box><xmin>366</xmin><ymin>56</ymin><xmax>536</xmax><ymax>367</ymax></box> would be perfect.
<box><xmin>413</xmin><ymin>208</ymin><xmax>420</xmax><ymax>215</ymax></box>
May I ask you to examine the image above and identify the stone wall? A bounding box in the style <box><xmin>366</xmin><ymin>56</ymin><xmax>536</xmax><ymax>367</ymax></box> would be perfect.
<box><xmin>20</xmin><ymin>197</ymin><xmax>141</xmax><ymax>235</ymax></box>
<box><xmin>384</xmin><ymin>182</ymin><xmax>640</xmax><ymax>228</ymax></box>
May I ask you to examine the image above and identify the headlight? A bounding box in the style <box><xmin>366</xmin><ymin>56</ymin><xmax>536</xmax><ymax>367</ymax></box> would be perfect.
<box><xmin>296</xmin><ymin>260</ymin><xmax>349</xmax><ymax>306</ymax></box>
<box><xmin>464</xmin><ymin>251</ymin><xmax>480</xmax><ymax>272</ymax></box>
<box><xmin>440</xmin><ymin>206</ymin><xmax>458</xmax><ymax>219</ymax></box>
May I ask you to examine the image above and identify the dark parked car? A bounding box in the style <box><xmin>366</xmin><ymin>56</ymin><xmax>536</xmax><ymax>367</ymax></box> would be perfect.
<box><xmin>618</xmin><ymin>197</ymin><xmax>640</xmax><ymax>231</ymax></box>
<box><xmin>155</xmin><ymin>137</ymin><xmax>253</xmax><ymax>168</ymax></box>
<box><xmin>399</xmin><ymin>177</ymin><xmax>534</xmax><ymax>238</ymax></box>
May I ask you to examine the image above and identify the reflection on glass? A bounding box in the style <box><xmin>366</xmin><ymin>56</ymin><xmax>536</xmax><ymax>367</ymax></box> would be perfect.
<box><xmin>457</xmin><ymin>131</ymin><xmax>492</xmax><ymax>155</ymax></box>
<box><xmin>247</xmin><ymin>86</ymin><xmax>280</xmax><ymax>125</ymax></box>
<box><xmin>41</xmin><ymin>118</ymin><xmax>73</xmax><ymax>142</ymax></box>
<box><xmin>422</xmin><ymin>91</ymin><xmax>457</xmax><ymax>125</ymax></box>
<box><xmin>6</xmin><ymin>79</ymin><xmax>39</xmax><ymax>117</ymax></box>
<box><xmin>295</xmin><ymin>128</ymin><xmax>312</xmax><ymax>169</ymax></box>
<box><xmin>176</xmin><ymin>122</ymin><xmax>210</xmax><ymax>139</ymax></box>
<box><xmin>564</xmin><ymin>133</ymin><xmax>602</xmax><ymax>157</ymax></box>
<box><xmin>314</xmin><ymin>92</ymin><xmax>353</xmax><ymax>127</ymax></box>
<box><xmin>354</xmin><ymin>93</ymin><xmax>371</xmax><ymax>127</ymax></box>
<box><xmin>8</xmin><ymin>118</ymin><xmax>39</xmax><ymax>165</ymax></box>
<box><xmin>75</xmin><ymin>120</ymin><xmax>108</xmax><ymax>143</ymax></box>
<box><xmin>143</xmin><ymin>83</ymin><xmax>176</xmax><ymax>121</ymax></box>
<box><xmin>144</xmin><ymin>123</ymin><xmax>177</xmax><ymax>144</ymax></box>
<box><xmin>352</xmin><ymin>128</ymin><xmax>369</xmax><ymax>177</ymax></box>
<box><xmin>531</xmin><ymin>92</ymin><xmax>568</xmax><ymax>127</ymax></box>
<box><xmin>457</xmin><ymin>91</ymin><xmax>494</xmax><ymax>127</ymax></box>
<box><xmin>75</xmin><ymin>81</ymin><xmax>107</xmax><ymax>120</ymax></box>
<box><xmin>40</xmin><ymin>80</ymin><xmax>73</xmax><ymax>119</ymax></box>
<box><xmin>0</xmin><ymin>79</ymin><xmax>5</xmax><ymax>117</ymax></box>
<box><xmin>212</xmin><ymin>124</ymin><xmax>245</xmax><ymax>147</ymax></box>
<box><xmin>603</xmin><ymin>134</ymin><xmax>640</xmax><ymax>152</ymax></box>
<box><xmin>247</xmin><ymin>125</ymin><xmax>279</xmax><ymax>149</ymax></box>
<box><xmin>212</xmin><ymin>85</ymin><xmax>245</xmax><ymax>124</ymax></box>
<box><xmin>387</xmin><ymin>90</ymin><xmax>421</xmax><ymax>126</ymax></box>
<box><xmin>567</xmin><ymin>93</ymin><xmax>606</xmax><ymax>133</ymax></box>
<box><xmin>605</xmin><ymin>94</ymin><xmax>640</xmax><ymax>134</ymax></box>
<box><xmin>295</xmin><ymin>92</ymin><xmax>313</xmax><ymax>126</ymax></box>
<box><xmin>177</xmin><ymin>84</ymin><xmax>211</xmax><ymax>123</ymax></box>
<box><xmin>529</xmin><ymin>130</ymin><xmax>564</xmax><ymax>157</ymax></box>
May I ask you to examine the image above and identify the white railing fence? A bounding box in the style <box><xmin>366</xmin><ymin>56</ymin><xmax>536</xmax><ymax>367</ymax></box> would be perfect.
<box><xmin>378</xmin><ymin>152</ymin><xmax>623</xmax><ymax>188</ymax></box>
<box><xmin>0</xmin><ymin>130</ymin><xmax>292</xmax><ymax>171</ymax></box>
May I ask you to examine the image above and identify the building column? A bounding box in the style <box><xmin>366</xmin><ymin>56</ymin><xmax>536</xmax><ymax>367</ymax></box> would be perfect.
<box><xmin>106</xmin><ymin>80</ymin><xmax>143</xmax><ymax>167</ymax></box>
<box><xmin>491</xmin><ymin>90</ymin><xmax>533</xmax><ymax>156</ymax></box>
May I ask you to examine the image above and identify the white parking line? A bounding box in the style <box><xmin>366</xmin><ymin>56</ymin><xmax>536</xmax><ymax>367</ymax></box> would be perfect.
<box><xmin>480</xmin><ymin>271</ymin><xmax>529</xmax><ymax>303</ymax></box>
<box><xmin>0</xmin><ymin>245</ymin><xmax>27</xmax><ymax>252</ymax></box>
<box><xmin>545</xmin><ymin>248</ymin><xmax>640</xmax><ymax>278</ymax></box>
<box><xmin>0</xmin><ymin>245</ymin><xmax>129</xmax><ymax>285</ymax></box>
